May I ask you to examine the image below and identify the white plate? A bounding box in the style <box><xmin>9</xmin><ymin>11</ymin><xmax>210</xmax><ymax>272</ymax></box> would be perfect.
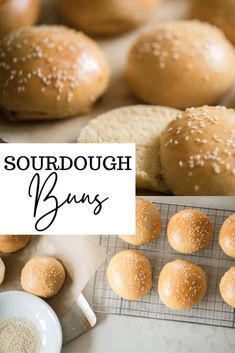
<box><xmin>0</xmin><ymin>291</ymin><xmax>62</xmax><ymax>353</ymax></box>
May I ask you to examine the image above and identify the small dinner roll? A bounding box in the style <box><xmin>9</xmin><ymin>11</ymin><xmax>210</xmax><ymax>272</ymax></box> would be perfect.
<box><xmin>220</xmin><ymin>267</ymin><xmax>235</xmax><ymax>308</ymax></box>
<box><xmin>158</xmin><ymin>259</ymin><xmax>207</xmax><ymax>310</ymax></box>
<box><xmin>59</xmin><ymin>0</ymin><xmax>160</xmax><ymax>36</ymax></box>
<box><xmin>107</xmin><ymin>250</ymin><xmax>152</xmax><ymax>300</ymax></box>
<box><xmin>0</xmin><ymin>0</ymin><xmax>40</xmax><ymax>38</ymax></box>
<box><xmin>126</xmin><ymin>20</ymin><xmax>235</xmax><ymax>109</ymax></box>
<box><xmin>78</xmin><ymin>105</ymin><xmax>180</xmax><ymax>192</ymax></box>
<box><xmin>160</xmin><ymin>106</ymin><xmax>235</xmax><ymax>196</ymax></box>
<box><xmin>21</xmin><ymin>256</ymin><xmax>65</xmax><ymax>298</ymax></box>
<box><xmin>191</xmin><ymin>0</ymin><xmax>235</xmax><ymax>45</ymax></box>
<box><xmin>119</xmin><ymin>198</ymin><xmax>161</xmax><ymax>245</ymax></box>
<box><xmin>0</xmin><ymin>235</ymin><xmax>30</xmax><ymax>254</ymax></box>
<box><xmin>0</xmin><ymin>26</ymin><xmax>110</xmax><ymax>120</ymax></box>
<box><xmin>0</xmin><ymin>258</ymin><xmax>5</xmax><ymax>285</ymax></box>
<box><xmin>167</xmin><ymin>209</ymin><xmax>213</xmax><ymax>254</ymax></box>
<box><xmin>219</xmin><ymin>214</ymin><xmax>235</xmax><ymax>258</ymax></box>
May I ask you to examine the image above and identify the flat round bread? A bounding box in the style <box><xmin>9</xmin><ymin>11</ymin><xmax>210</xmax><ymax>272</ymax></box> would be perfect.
<box><xmin>77</xmin><ymin>105</ymin><xmax>180</xmax><ymax>192</ymax></box>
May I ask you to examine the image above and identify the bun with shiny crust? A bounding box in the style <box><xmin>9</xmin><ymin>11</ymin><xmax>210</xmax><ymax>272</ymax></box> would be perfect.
<box><xmin>167</xmin><ymin>209</ymin><xmax>213</xmax><ymax>254</ymax></box>
<box><xmin>21</xmin><ymin>256</ymin><xmax>66</xmax><ymax>298</ymax></box>
<box><xmin>158</xmin><ymin>259</ymin><xmax>207</xmax><ymax>309</ymax></box>
<box><xmin>219</xmin><ymin>214</ymin><xmax>235</xmax><ymax>258</ymax></box>
<box><xmin>0</xmin><ymin>0</ymin><xmax>40</xmax><ymax>38</ymax></box>
<box><xmin>119</xmin><ymin>197</ymin><xmax>162</xmax><ymax>246</ymax></box>
<box><xmin>0</xmin><ymin>25</ymin><xmax>110</xmax><ymax>120</ymax></box>
<box><xmin>160</xmin><ymin>106</ymin><xmax>235</xmax><ymax>195</ymax></box>
<box><xmin>126</xmin><ymin>20</ymin><xmax>235</xmax><ymax>109</ymax></box>
<box><xmin>107</xmin><ymin>250</ymin><xmax>152</xmax><ymax>300</ymax></box>
<box><xmin>0</xmin><ymin>235</ymin><xmax>30</xmax><ymax>253</ymax></box>
<box><xmin>220</xmin><ymin>267</ymin><xmax>235</xmax><ymax>308</ymax></box>
<box><xmin>59</xmin><ymin>0</ymin><xmax>160</xmax><ymax>36</ymax></box>
<box><xmin>191</xmin><ymin>0</ymin><xmax>235</xmax><ymax>45</ymax></box>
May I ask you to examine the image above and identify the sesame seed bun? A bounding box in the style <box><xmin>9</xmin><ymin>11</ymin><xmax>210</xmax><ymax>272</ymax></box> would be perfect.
<box><xmin>107</xmin><ymin>250</ymin><xmax>152</xmax><ymax>300</ymax></box>
<box><xmin>126</xmin><ymin>20</ymin><xmax>235</xmax><ymax>109</ymax></box>
<box><xmin>77</xmin><ymin>105</ymin><xmax>180</xmax><ymax>192</ymax></box>
<box><xmin>0</xmin><ymin>235</ymin><xmax>30</xmax><ymax>254</ymax></box>
<box><xmin>219</xmin><ymin>214</ymin><xmax>235</xmax><ymax>258</ymax></box>
<box><xmin>0</xmin><ymin>0</ymin><xmax>40</xmax><ymax>38</ymax></box>
<box><xmin>21</xmin><ymin>256</ymin><xmax>66</xmax><ymax>298</ymax></box>
<box><xmin>158</xmin><ymin>259</ymin><xmax>207</xmax><ymax>310</ymax></box>
<box><xmin>167</xmin><ymin>209</ymin><xmax>213</xmax><ymax>254</ymax></box>
<box><xmin>0</xmin><ymin>258</ymin><xmax>5</xmax><ymax>285</ymax></box>
<box><xmin>191</xmin><ymin>0</ymin><xmax>235</xmax><ymax>45</ymax></box>
<box><xmin>220</xmin><ymin>267</ymin><xmax>235</xmax><ymax>308</ymax></box>
<box><xmin>119</xmin><ymin>197</ymin><xmax>162</xmax><ymax>246</ymax></box>
<box><xmin>59</xmin><ymin>0</ymin><xmax>160</xmax><ymax>37</ymax></box>
<box><xmin>0</xmin><ymin>25</ymin><xmax>110</xmax><ymax>120</ymax></box>
<box><xmin>160</xmin><ymin>106</ymin><xmax>235</xmax><ymax>196</ymax></box>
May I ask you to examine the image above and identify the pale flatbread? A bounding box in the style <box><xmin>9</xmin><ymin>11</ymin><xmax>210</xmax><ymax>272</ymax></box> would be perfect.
<box><xmin>77</xmin><ymin>105</ymin><xmax>180</xmax><ymax>192</ymax></box>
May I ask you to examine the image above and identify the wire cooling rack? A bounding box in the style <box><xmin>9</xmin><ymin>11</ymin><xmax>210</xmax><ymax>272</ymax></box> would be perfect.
<box><xmin>92</xmin><ymin>202</ymin><xmax>235</xmax><ymax>328</ymax></box>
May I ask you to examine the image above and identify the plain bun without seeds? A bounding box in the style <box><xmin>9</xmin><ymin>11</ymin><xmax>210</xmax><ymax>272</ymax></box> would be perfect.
<box><xmin>0</xmin><ymin>25</ymin><xmax>110</xmax><ymax>121</ymax></box>
<box><xmin>126</xmin><ymin>20</ymin><xmax>235</xmax><ymax>109</ymax></box>
<box><xmin>160</xmin><ymin>106</ymin><xmax>235</xmax><ymax>196</ymax></box>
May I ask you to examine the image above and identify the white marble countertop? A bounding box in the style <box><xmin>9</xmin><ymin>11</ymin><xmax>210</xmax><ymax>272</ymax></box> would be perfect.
<box><xmin>62</xmin><ymin>197</ymin><xmax>235</xmax><ymax>353</ymax></box>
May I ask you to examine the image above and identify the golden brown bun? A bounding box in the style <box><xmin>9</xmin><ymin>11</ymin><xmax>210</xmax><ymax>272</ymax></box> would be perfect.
<box><xmin>219</xmin><ymin>214</ymin><xmax>235</xmax><ymax>258</ymax></box>
<box><xmin>0</xmin><ymin>257</ymin><xmax>5</xmax><ymax>285</ymax></box>
<box><xmin>160</xmin><ymin>106</ymin><xmax>235</xmax><ymax>196</ymax></box>
<box><xmin>21</xmin><ymin>256</ymin><xmax>66</xmax><ymax>298</ymax></box>
<box><xmin>0</xmin><ymin>0</ymin><xmax>40</xmax><ymax>38</ymax></box>
<box><xmin>0</xmin><ymin>25</ymin><xmax>110</xmax><ymax>120</ymax></box>
<box><xmin>119</xmin><ymin>197</ymin><xmax>161</xmax><ymax>245</ymax></box>
<box><xmin>220</xmin><ymin>267</ymin><xmax>235</xmax><ymax>308</ymax></box>
<box><xmin>126</xmin><ymin>20</ymin><xmax>235</xmax><ymax>109</ymax></box>
<box><xmin>59</xmin><ymin>0</ymin><xmax>160</xmax><ymax>36</ymax></box>
<box><xmin>158</xmin><ymin>259</ymin><xmax>207</xmax><ymax>310</ymax></box>
<box><xmin>191</xmin><ymin>0</ymin><xmax>235</xmax><ymax>45</ymax></box>
<box><xmin>167</xmin><ymin>209</ymin><xmax>213</xmax><ymax>254</ymax></box>
<box><xmin>107</xmin><ymin>250</ymin><xmax>152</xmax><ymax>300</ymax></box>
<box><xmin>0</xmin><ymin>235</ymin><xmax>30</xmax><ymax>253</ymax></box>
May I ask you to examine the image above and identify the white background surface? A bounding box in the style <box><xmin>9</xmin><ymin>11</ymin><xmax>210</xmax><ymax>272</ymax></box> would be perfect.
<box><xmin>63</xmin><ymin>197</ymin><xmax>235</xmax><ymax>353</ymax></box>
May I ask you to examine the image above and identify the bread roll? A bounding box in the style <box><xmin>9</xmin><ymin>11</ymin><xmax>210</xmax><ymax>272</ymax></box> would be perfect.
<box><xmin>119</xmin><ymin>197</ymin><xmax>161</xmax><ymax>245</ymax></box>
<box><xmin>219</xmin><ymin>214</ymin><xmax>235</xmax><ymax>258</ymax></box>
<box><xmin>158</xmin><ymin>259</ymin><xmax>207</xmax><ymax>310</ymax></box>
<box><xmin>107</xmin><ymin>250</ymin><xmax>152</xmax><ymax>300</ymax></box>
<box><xmin>0</xmin><ymin>26</ymin><xmax>110</xmax><ymax>120</ymax></box>
<box><xmin>21</xmin><ymin>256</ymin><xmax>66</xmax><ymax>298</ymax></box>
<box><xmin>126</xmin><ymin>20</ymin><xmax>235</xmax><ymax>109</ymax></box>
<box><xmin>160</xmin><ymin>106</ymin><xmax>235</xmax><ymax>196</ymax></box>
<box><xmin>0</xmin><ymin>0</ymin><xmax>40</xmax><ymax>38</ymax></box>
<box><xmin>220</xmin><ymin>267</ymin><xmax>235</xmax><ymax>308</ymax></box>
<box><xmin>191</xmin><ymin>0</ymin><xmax>235</xmax><ymax>45</ymax></box>
<box><xmin>78</xmin><ymin>105</ymin><xmax>180</xmax><ymax>192</ymax></box>
<box><xmin>0</xmin><ymin>235</ymin><xmax>30</xmax><ymax>253</ymax></box>
<box><xmin>0</xmin><ymin>258</ymin><xmax>5</xmax><ymax>285</ymax></box>
<box><xmin>59</xmin><ymin>0</ymin><xmax>160</xmax><ymax>36</ymax></box>
<box><xmin>167</xmin><ymin>209</ymin><xmax>213</xmax><ymax>254</ymax></box>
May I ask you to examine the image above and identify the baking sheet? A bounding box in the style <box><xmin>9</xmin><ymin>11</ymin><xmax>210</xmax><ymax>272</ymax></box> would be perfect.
<box><xmin>0</xmin><ymin>236</ymin><xmax>106</xmax><ymax>318</ymax></box>
<box><xmin>0</xmin><ymin>0</ymin><xmax>191</xmax><ymax>143</ymax></box>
